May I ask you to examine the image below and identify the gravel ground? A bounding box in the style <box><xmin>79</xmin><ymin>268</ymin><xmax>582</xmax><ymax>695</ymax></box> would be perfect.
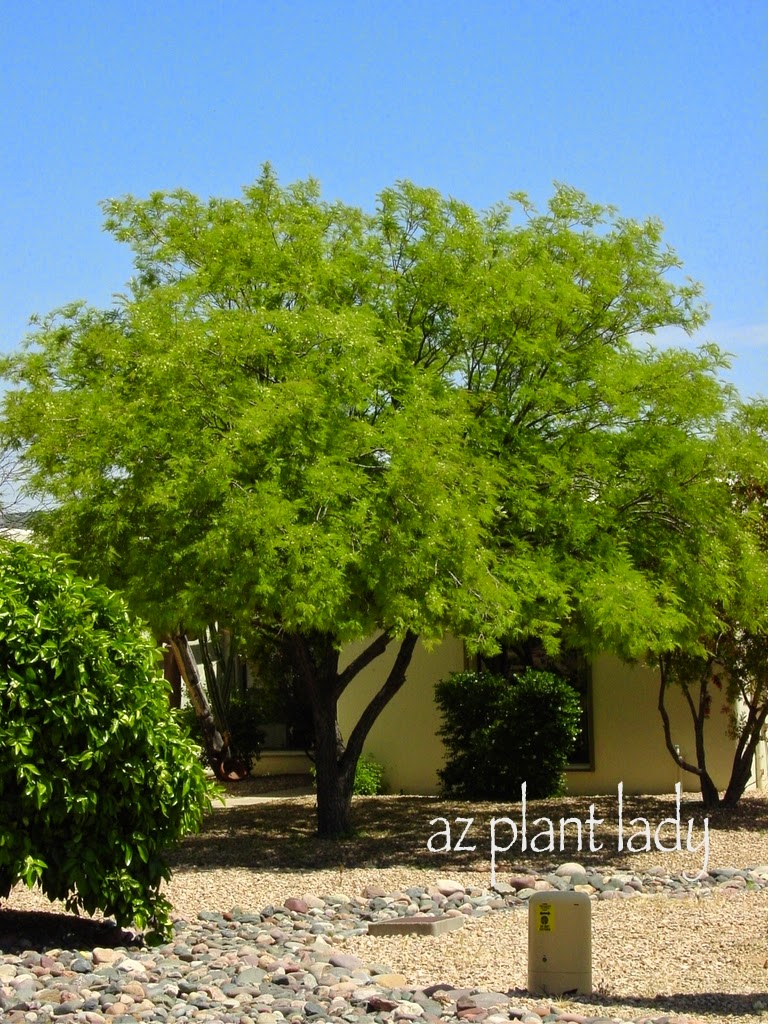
<box><xmin>163</xmin><ymin>863</ymin><xmax>768</xmax><ymax>1022</ymax></box>
<box><xmin>3</xmin><ymin>787</ymin><xmax>768</xmax><ymax>1023</ymax></box>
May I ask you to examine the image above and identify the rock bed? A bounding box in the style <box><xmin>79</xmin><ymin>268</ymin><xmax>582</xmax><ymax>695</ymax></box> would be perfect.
<box><xmin>2</xmin><ymin>863</ymin><xmax>767</xmax><ymax>1024</ymax></box>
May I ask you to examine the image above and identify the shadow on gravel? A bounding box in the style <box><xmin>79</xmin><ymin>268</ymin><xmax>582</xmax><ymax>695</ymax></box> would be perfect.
<box><xmin>0</xmin><ymin>908</ymin><xmax>139</xmax><ymax>954</ymax></box>
<box><xmin>6</xmin><ymin>791</ymin><xmax>764</xmax><ymax>956</ymax></box>
<box><xmin>168</xmin><ymin>791</ymin><xmax>768</xmax><ymax>874</ymax></box>
<box><xmin>562</xmin><ymin>990</ymin><xmax>768</xmax><ymax>1019</ymax></box>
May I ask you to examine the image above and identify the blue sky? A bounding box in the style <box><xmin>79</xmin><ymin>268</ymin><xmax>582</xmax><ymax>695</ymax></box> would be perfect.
<box><xmin>2</xmin><ymin>1</ymin><xmax>766</xmax><ymax>397</ymax></box>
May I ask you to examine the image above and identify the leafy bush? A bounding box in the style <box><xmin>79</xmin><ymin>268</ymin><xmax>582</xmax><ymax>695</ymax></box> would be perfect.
<box><xmin>310</xmin><ymin>753</ymin><xmax>386</xmax><ymax>795</ymax></box>
<box><xmin>352</xmin><ymin>753</ymin><xmax>386</xmax><ymax>795</ymax></box>
<box><xmin>0</xmin><ymin>542</ymin><xmax>216</xmax><ymax>940</ymax></box>
<box><xmin>436</xmin><ymin>668</ymin><xmax>582</xmax><ymax>799</ymax></box>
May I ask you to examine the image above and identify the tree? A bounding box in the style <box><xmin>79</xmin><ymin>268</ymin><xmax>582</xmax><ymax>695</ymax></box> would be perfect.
<box><xmin>0</xmin><ymin>168</ymin><xmax>736</xmax><ymax>835</ymax></box>
<box><xmin>655</xmin><ymin>404</ymin><xmax>768</xmax><ymax>807</ymax></box>
<box><xmin>0</xmin><ymin>441</ymin><xmax>37</xmax><ymax>531</ymax></box>
<box><xmin>0</xmin><ymin>541</ymin><xmax>214</xmax><ymax>938</ymax></box>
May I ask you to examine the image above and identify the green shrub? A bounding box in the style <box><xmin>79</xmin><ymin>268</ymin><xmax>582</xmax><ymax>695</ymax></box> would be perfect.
<box><xmin>433</xmin><ymin>670</ymin><xmax>510</xmax><ymax>797</ymax></box>
<box><xmin>0</xmin><ymin>542</ymin><xmax>216</xmax><ymax>940</ymax></box>
<box><xmin>352</xmin><ymin>753</ymin><xmax>386</xmax><ymax>795</ymax></box>
<box><xmin>436</xmin><ymin>668</ymin><xmax>582</xmax><ymax>799</ymax></box>
<box><xmin>310</xmin><ymin>753</ymin><xmax>386</xmax><ymax>795</ymax></box>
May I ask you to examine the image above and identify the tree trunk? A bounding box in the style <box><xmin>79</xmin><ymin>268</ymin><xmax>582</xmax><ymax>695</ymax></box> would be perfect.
<box><xmin>723</xmin><ymin>760</ymin><xmax>754</xmax><ymax>807</ymax></box>
<box><xmin>283</xmin><ymin>631</ymin><xmax>350</xmax><ymax>836</ymax></box>
<box><xmin>284</xmin><ymin>629</ymin><xmax>419</xmax><ymax>838</ymax></box>
<box><xmin>723</xmin><ymin>704</ymin><xmax>768</xmax><ymax>806</ymax></box>
<box><xmin>658</xmin><ymin>656</ymin><xmax>721</xmax><ymax>807</ymax></box>
<box><xmin>313</xmin><ymin>699</ymin><xmax>356</xmax><ymax>837</ymax></box>
<box><xmin>699</xmin><ymin>770</ymin><xmax>721</xmax><ymax>808</ymax></box>
<box><xmin>691</xmin><ymin>682</ymin><xmax>721</xmax><ymax>808</ymax></box>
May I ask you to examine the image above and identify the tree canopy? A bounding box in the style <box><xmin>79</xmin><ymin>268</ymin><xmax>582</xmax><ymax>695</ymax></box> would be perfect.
<box><xmin>1</xmin><ymin>167</ymin><xmax>756</xmax><ymax>832</ymax></box>
<box><xmin>653</xmin><ymin>404</ymin><xmax>768</xmax><ymax>806</ymax></box>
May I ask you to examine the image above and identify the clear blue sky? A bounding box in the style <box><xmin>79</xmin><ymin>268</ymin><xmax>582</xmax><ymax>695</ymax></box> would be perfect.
<box><xmin>2</xmin><ymin>1</ymin><xmax>766</xmax><ymax>397</ymax></box>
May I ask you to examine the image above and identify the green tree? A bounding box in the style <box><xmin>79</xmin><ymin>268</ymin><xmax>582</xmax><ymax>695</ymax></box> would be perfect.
<box><xmin>0</xmin><ymin>442</ymin><xmax>36</xmax><ymax>530</ymax></box>
<box><xmin>0</xmin><ymin>168</ymin><xmax>737</xmax><ymax>835</ymax></box>
<box><xmin>654</xmin><ymin>404</ymin><xmax>768</xmax><ymax>807</ymax></box>
<box><xmin>0</xmin><ymin>541</ymin><xmax>214</xmax><ymax>938</ymax></box>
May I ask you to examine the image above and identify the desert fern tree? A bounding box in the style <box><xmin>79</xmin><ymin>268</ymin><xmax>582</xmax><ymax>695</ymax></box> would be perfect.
<box><xmin>654</xmin><ymin>404</ymin><xmax>768</xmax><ymax>807</ymax></box>
<box><xmin>0</xmin><ymin>168</ymin><xmax>741</xmax><ymax>835</ymax></box>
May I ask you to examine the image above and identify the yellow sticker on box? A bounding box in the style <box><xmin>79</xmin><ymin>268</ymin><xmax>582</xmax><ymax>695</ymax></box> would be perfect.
<box><xmin>536</xmin><ymin>902</ymin><xmax>554</xmax><ymax>932</ymax></box>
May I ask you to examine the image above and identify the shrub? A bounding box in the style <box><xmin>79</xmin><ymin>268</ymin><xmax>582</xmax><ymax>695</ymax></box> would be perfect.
<box><xmin>352</xmin><ymin>753</ymin><xmax>386</xmax><ymax>795</ymax></box>
<box><xmin>433</xmin><ymin>670</ymin><xmax>510</xmax><ymax>797</ymax></box>
<box><xmin>310</xmin><ymin>753</ymin><xmax>386</xmax><ymax>795</ymax></box>
<box><xmin>435</xmin><ymin>668</ymin><xmax>582</xmax><ymax>799</ymax></box>
<box><xmin>0</xmin><ymin>542</ymin><xmax>216</xmax><ymax>940</ymax></box>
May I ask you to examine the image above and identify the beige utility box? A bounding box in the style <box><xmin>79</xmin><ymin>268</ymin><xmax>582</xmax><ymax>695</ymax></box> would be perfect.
<box><xmin>528</xmin><ymin>890</ymin><xmax>592</xmax><ymax>995</ymax></box>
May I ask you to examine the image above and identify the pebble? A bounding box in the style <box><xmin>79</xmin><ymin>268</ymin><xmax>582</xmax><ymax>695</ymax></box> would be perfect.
<box><xmin>2</xmin><ymin>864</ymin><xmax>763</xmax><ymax>1024</ymax></box>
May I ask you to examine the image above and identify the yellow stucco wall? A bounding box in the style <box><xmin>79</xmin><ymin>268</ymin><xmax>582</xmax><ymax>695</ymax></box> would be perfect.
<box><xmin>338</xmin><ymin>640</ymin><xmax>739</xmax><ymax>797</ymax></box>
<box><xmin>250</xmin><ymin>750</ymin><xmax>313</xmax><ymax>777</ymax></box>
<box><xmin>338</xmin><ymin>635</ymin><xmax>466</xmax><ymax>794</ymax></box>
<box><xmin>566</xmin><ymin>654</ymin><xmax>735</xmax><ymax>795</ymax></box>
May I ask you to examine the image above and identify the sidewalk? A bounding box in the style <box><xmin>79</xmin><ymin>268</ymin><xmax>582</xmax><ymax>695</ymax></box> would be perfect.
<box><xmin>223</xmin><ymin>788</ymin><xmax>314</xmax><ymax>806</ymax></box>
<box><xmin>208</xmin><ymin>770</ymin><xmax>314</xmax><ymax>807</ymax></box>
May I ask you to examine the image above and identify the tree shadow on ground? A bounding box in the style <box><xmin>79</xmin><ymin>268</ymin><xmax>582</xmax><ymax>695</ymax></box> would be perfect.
<box><xmin>554</xmin><ymin>990</ymin><xmax>768</xmax><ymax>1019</ymax></box>
<box><xmin>168</xmin><ymin>791</ymin><xmax>768</xmax><ymax>874</ymax></box>
<box><xmin>0</xmin><ymin>908</ymin><xmax>139</xmax><ymax>954</ymax></box>
<box><xmin>5</xmin><ymin>790</ymin><xmax>763</xmax><ymax>955</ymax></box>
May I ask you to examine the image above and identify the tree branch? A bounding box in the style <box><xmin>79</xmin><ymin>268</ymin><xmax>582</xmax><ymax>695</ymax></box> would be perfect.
<box><xmin>335</xmin><ymin>629</ymin><xmax>394</xmax><ymax>700</ymax></box>
<box><xmin>341</xmin><ymin>631</ymin><xmax>419</xmax><ymax>772</ymax></box>
<box><xmin>658</xmin><ymin>656</ymin><xmax>702</xmax><ymax>777</ymax></box>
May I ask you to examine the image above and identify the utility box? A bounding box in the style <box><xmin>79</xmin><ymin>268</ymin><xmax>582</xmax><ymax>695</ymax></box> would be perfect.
<box><xmin>528</xmin><ymin>890</ymin><xmax>592</xmax><ymax>995</ymax></box>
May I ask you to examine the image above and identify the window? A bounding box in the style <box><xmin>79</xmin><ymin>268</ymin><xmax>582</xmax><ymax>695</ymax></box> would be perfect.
<box><xmin>242</xmin><ymin>652</ymin><xmax>314</xmax><ymax>752</ymax></box>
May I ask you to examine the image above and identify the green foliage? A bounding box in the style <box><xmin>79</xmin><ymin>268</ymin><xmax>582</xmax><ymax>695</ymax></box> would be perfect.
<box><xmin>311</xmin><ymin>752</ymin><xmax>385</xmax><ymax>796</ymax></box>
<box><xmin>0</xmin><ymin>169</ymin><xmax>729</xmax><ymax>658</ymax></box>
<box><xmin>0</xmin><ymin>166</ymin><xmax>750</xmax><ymax>834</ymax></box>
<box><xmin>0</xmin><ymin>541</ymin><xmax>216</xmax><ymax>940</ymax></box>
<box><xmin>436</xmin><ymin>669</ymin><xmax>583</xmax><ymax>799</ymax></box>
<box><xmin>351</xmin><ymin>753</ymin><xmax>386</xmax><ymax>795</ymax></box>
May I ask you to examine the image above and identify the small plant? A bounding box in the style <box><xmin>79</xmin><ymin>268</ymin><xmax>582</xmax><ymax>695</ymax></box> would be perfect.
<box><xmin>310</xmin><ymin>753</ymin><xmax>386</xmax><ymax>796</ymax></box>
<box><xmin>352</xmin><ymin>753</ymin><xmax>386</xmax><ymax>795</ymax></box>
<box><xmin>436</xmin><ymin>668</ymin><xmax>582</xmax><ymax>799</ymax></box>
<box><xmin>0</xmin><ymin>542</ymin><xmax>216</xmax><ymax>941</ymax></box>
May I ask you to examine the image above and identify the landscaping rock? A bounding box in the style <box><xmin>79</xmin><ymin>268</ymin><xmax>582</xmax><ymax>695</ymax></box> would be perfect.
<box><xmin>435</xmin><ymin>878</ymin><xmax>466</xmax><ymax>896</ymax></box>
<box><xmin>2</xmin><ymin>867</ymin><xmax>765</xmax><ymax>1024</ymax></box>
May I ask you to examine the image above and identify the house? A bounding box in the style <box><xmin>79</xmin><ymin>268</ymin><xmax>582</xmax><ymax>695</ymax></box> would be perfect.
<box><xmin>251</xmin><ymin>634</ymin><xmax>758</xmax><ymax>797</ymax></box>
